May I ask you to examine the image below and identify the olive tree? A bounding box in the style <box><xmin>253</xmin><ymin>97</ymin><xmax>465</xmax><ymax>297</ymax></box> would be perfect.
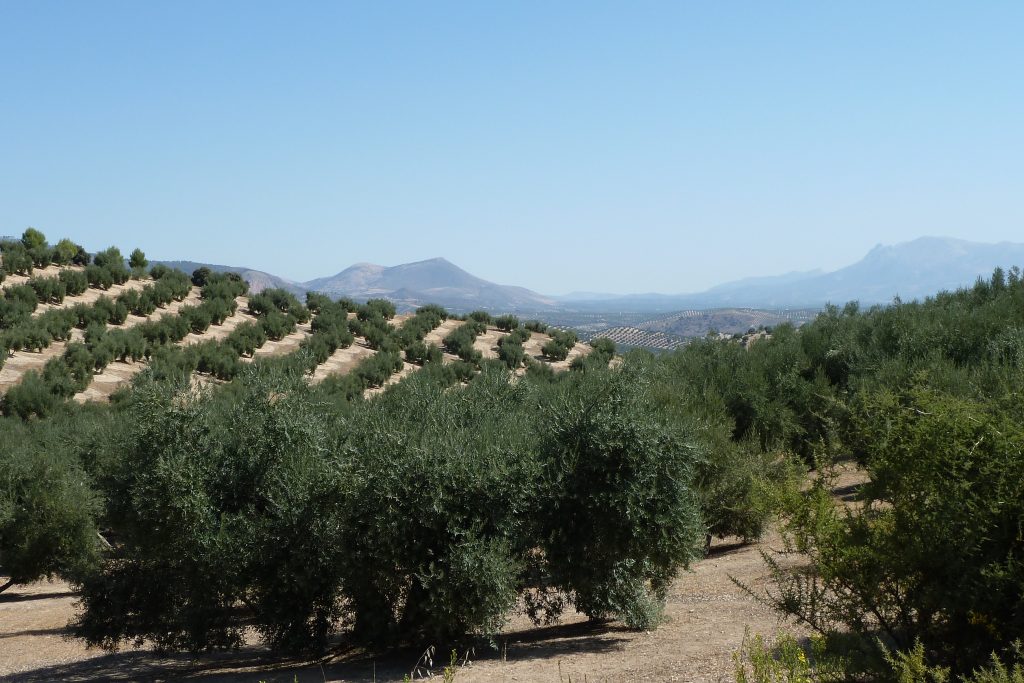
<box><xmin>0</xmin><ymin>446</ymin><xmax>101</xmax><ymax>593</ymax></box>
<box><xmin>129</xmin><ymin>248</ymin><xmax>148</xmax><ymax>276</ymax></box>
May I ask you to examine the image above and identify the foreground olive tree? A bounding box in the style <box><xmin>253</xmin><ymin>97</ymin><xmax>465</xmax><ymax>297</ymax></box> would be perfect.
<box><xmin>69</xmin><ymin>358</ymin><xmax>707</xmax><ymax>653</ymax></box>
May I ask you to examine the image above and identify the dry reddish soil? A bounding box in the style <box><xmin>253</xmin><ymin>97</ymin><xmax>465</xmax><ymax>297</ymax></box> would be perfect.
<box><xmin>0</xmin><ymin>466</ymin><xmax>869</xmax><ymax>682</ymax></box>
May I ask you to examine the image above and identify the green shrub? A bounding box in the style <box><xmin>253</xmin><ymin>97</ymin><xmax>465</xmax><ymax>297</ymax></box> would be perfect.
<box><xmin>1</xmin><ymin>241</ymin><xmax>34</xmax><ymax>275</ymax></box>
<box><xmin>72</xmin><ymin>377</ymin><xmax>350</xmax><ymax>652</ymax></box>
<box><xmin>0</xmin><ymin>446</ymin><xmax>101</xmax><ymax>593</ymax></box>
<box><xmin>1</xmin><ymin>371</ymin><xmax>61</xmax><ymax>419</ymax></box>
<box><xmin>538</xmin><ymin>365</ymin><xmax>705</xmax><ymax>628</ymax></box>
<box><xmin>541</xmin><ymin>338</ymin><xmax>569</xmax><ymax>361</ymax></box>
<box><xmin>494</xmin><ymin>314</ymin><xmax>519</xmax><ymax>332</ymax></box>
<box><xmin>763</xmin><ymin>386</ymin><xmax>1024</xmax><ymax>675</ymax></box>
<box><xmin>497</xmin><ymin>339</ymin><xmax>525</xmax><ymax>369</ymax></box>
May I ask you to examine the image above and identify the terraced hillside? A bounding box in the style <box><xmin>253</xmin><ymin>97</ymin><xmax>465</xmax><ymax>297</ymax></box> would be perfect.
<box><xmin>1</xmin><ymin>233</ymin><xmax>601</xmax><ymax>415</ymax></box>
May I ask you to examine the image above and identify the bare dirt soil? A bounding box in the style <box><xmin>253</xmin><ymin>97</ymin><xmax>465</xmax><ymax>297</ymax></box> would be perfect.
<box><xmin>472</xmin><ymin>327</ymin><xmax>503</xmax><ymax>360</ymax></box>
<box><xmin>310</xmin><ymin>342</ymin><xmax>377</xmax><ymax>384</ymax></box>
<box><xmin>0</xmin><ymin>466</ymin><xmax>870</xmax><ymax>683</ymax></box>
<box><xmin>0</xmin><ymin>330</ymin><xmax>84</xmax><ymax>396</ymax></box>
<box><xmin>0</xmin><ymin>534</ymin><xmax>795</xmax><ymax>683</ymax></box>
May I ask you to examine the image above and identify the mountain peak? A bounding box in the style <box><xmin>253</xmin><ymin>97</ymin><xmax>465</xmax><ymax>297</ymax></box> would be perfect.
<box><xmin>302</xmin><ymin>256</ymin><xmax>555</xmax><ymax>312</ymax></box>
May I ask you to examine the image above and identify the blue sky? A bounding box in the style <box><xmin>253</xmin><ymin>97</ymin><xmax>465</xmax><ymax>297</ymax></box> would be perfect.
<box><xmin>2</xmin><ymin>2</ymin><xmax>1021</xmax><ymax>294</ymax></box>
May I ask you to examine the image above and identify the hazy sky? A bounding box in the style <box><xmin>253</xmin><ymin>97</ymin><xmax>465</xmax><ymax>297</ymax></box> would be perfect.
<box><xmin>2</xmin><ymin>2</ymin><xmax>1022</xmax><ymax>294</ymax></box>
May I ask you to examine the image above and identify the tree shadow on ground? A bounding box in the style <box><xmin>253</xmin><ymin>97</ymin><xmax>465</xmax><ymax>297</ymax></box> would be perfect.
<box><xmin>0</xmin><ymin>626</ymin><xmax>69</xmax><ymax>640</ymax></box>
<box><xmin>707</xmin><ymin>539</ymin><xmax>751</xmax><ymax>558</ymax></box>
<box><xmin>2</xmin><ymin>620</ymin><xmax>631</xmax><ymax>683</ymax></box>
<box><xmin>0</xmin><ymin>589</ymin><xmax>75</xmax><ymax>603</ymax></box>
<box><xmin>831</xmin><ymin>482</ymin><xmax>863</xmax><ymax>503</ymax></box>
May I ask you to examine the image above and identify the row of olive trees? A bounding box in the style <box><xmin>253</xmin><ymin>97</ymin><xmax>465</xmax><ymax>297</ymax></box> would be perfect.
<box><xmin>317</xmin><ymin>302</ymin><xmax>449</xmax><ymax>400</ymax></box>
<box><xmin>1</xmin><ymin>229</ymin><xmax>146</xmax><ymax>281</ymax></box>
<box><xmin>0</xmin><ymin>269</ymin><xmax>227</xmax><ymax>419</ymax></box>
<box><xmin>30</xmin><ymin>355</ymin><xmax>708</xmax><ymax>653</ymax></box>
<box><xmin>134</xmin><ymin>281</ymin><xmax>322</xmax><ymax>386</ymax></box>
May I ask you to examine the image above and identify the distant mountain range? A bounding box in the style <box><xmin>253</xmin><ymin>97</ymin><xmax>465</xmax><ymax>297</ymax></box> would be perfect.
<box><xmin>159</xmin><ymin>236</ymin><xmax>1024</xmax><ymax>314</ymax></box>
<box><xmin>555</xmin><ymin>237</ymin><xmax>1024</xmax><ymax>312</ymax></box>
<box><xmin>154</xmin><ymin>257</ymin><xmax>555</xmax><ymax>312</ymax></box>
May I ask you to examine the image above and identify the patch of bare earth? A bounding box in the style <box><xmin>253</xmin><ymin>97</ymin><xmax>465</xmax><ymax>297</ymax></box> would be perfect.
<box><xmin>521</xmin><ymin>331</ymin><xmax>548</xmax><ymax>360</ymax></box>
<box><xmin>473</xmin><ymin>327</ymin><xmax>503</xmax><ymax>360</ymax></box>
<box><xmin>0</xmin><ymin>264</ymin><xmax>74</xmax><ymax>289</ymax></box>
<box><xmin>0</xmin><ymin>468</ymin><xmax>871</xmax><ymax>682</ymax></box>
<box><xmin>423</xmin><ymin>319</ymin><xmax>463</xmax><ymax>349</ymax></box>
<box><xmin>245</xmin><ymin>322</ymin><xmax>313</xmax><ymax>362</ymax></box>
<box><xmin>309</xmin><ymin>340</ymin><xmax>376</xmax><ymax>384</ymax></box>
<box><xmin>547</xmin><ymin>342</ymin><xmax>591</xmax><ymax>372</ymax></box>
<box><xmin>0</xmin><ymin>330</ymin><xmax>84</xmax><ymax>396</ymax></box>
<box><xmin>425</xmin><ymin>318</ymin><xmax>465</xmax><ymax>365</ymax></box>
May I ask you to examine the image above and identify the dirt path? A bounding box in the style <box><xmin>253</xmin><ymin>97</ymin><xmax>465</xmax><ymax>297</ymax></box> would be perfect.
<box><xmin>423</xmin><ymin>318</ymin><xmax>466</xmax><ymax>365</ymax></box>
<box><xmin>0</xmin><ymin>532</ymin><xmax>794</xmax><ymax>683</ymax></box>
<box><xmin>423</xmin><ymin>318</ymin><xmax>463</xmax><ymax>348</ymax></box>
